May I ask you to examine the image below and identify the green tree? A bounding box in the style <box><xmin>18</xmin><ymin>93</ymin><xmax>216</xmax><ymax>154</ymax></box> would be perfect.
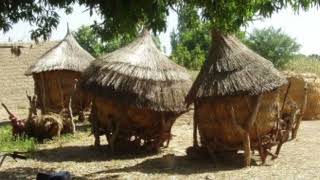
<box><xmin>245</xmin><ymin>27</ymin><xmax>301</xmax><ymax>68</ymax></box>
<box><xmin>1</xmin><ymin>1</ymin><xmax>319</xmax><ymax>41</ymax></box>
<box><xmin>170</xmin><ymin>4</ymin><xmax>211</xmax><ymax>70</ymax></box>
<box><xmin>74</xmin><ymin>25</ymin><xmax>162</xmax><ymax>57</ymax></box>
<box><xmin>74</xmin><ymin>25</ymin><xmax>136</xmax><ymax>57</ymax></box>
<box><xmin>74</xmin><ymin>26</ymin><xmax>106</xmax><ymax>57</ymax></box>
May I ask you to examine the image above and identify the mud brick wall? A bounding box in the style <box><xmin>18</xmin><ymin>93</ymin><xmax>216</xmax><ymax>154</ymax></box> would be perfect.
<box><xmin>0</xmin><ymin>41</ymin><xmax>57</xmax><ymax>119</ymax></box>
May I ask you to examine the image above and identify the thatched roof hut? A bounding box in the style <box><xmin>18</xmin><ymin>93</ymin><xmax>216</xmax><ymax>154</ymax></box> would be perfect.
<box><xmin>299</xmin><ymin>73</ymin><xmax>320</xmax><ymax>120</ymax></box>
<box><xmin>25</xmin><ymin>30</ymin><xmax>94</xmax><ymax>114</ymax></box>
<box><xmin>81</xmin><ymin>30</ymin><xmax>192</xmax><ymax>152</ymax></box>
<box><xmin>186</xmin><ymin>31</ymin><xmax>287</xmax><ymax>166</ymax></box>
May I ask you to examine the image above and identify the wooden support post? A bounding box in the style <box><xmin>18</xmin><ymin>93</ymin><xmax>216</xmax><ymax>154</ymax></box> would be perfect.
<box><xmin>68</xmin><ymin>95</ymin><xmax>76</xmax><ymax>134</ymax></box>
<box><xmin>110</xmin><ymin>121</ymin><xmax>120</xmax><ymax>152</ymax></box>
<box><xmin>255</xmin><ymin>124</ymin><xmax>267</xmax><ymax>164</ymax></box>
<box><xmin>160</xmin><ymin>113</ymin><xmax>171</xmax><ymax>148</ymax></box>
<box><xmin>280</xmin><ymin>81</ymin><xmax>292</xmax><ymax>114</ymax></box>
<box><xmin>40</xmin><ymin>73</ymin><xmax>46</xmax><ymax>114</ymax></box>
<box><xmin>274</xmin><ymin>139</ymin><xmax>284</xmax><ymax>157</ymax></box>
<box><xmin>243</xmin><ymin>131</ymin><xmax>251</xmax><ymax>167</ymax></box>
<box><xmin>58</xmin><ymin>78</ymin><xmax>65</xmax><ymax>110</ymax></box>
<box><xmin>243</xmin><ymin>94</ymin><xmax>262</xmax><ymax>167</ymax></box>
<box><xmin>193</xmin><ymin>107</ymin><xmax>198</xmax><ymax>147</ymax></box>
<box><xmin>292</xmin><ymin>83</ymin><xmax>308</xmax><ymax>139</ymax></box>
<box><xmin>244</xmin><ymin>95</ymin><xmax>262</xmax><ymax>131</ymax></box>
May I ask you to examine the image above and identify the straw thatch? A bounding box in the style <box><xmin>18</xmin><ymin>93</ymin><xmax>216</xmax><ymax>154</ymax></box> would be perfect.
<box><xmin>25</xmin><ymin>31</ymin><xmax>94</xmax><ymax>75</ymax></box>
<box><xmin>301</xmin><ymin>73</ymin><xmax>320</xmax><ymax>120</ymax></box>
<box><xmin>186</xmin><ymin>32</ymin><xmax>287</xmax><ymax>103</ymax></box>
<box><xmin>32</xmin><ymin>71</ymin><xmax>91</xmax><ymax>114</ymax></box>
<box><xmin>280</xmin><ymin>72</ymin><xmax>320</xmax><ymax>120</ymax></box>
<box><xmin>81</xmin><ymin>30</ymin><xmax>192</xmax><ymax>152</ymax></box>
<box><xmin>186</xmin><ymin>31</ymin><xmax>288</xmax><ymax>166</ymax></box>
<box><xmin>25</xmin><ymin>31</ymin><xmax>94</xmax><ymax>114</ymax></box>
<box><xmin>280</xmin><ymin>72</ymin><xmax>306</xmax><ymax>116</ymax></box>
<box><xmin>195</xmin><ymin>90</ymin><xmax>280</xmax><ymax>151</ymax></box>
<box><xmin>90</xmin><ymin>96</ymin><xmax>179</xmax><ymax>152</ymax></box>
<box><xmin>81</xmin><ymin>30</ymin><xmax>192</xmax><ymax>113</ymax></box>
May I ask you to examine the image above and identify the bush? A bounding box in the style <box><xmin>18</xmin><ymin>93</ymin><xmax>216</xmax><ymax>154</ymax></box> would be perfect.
<box><xmin>245</xmin><ymin>27</ymin><xmax>301</xmax><ymax>68</ymax></box>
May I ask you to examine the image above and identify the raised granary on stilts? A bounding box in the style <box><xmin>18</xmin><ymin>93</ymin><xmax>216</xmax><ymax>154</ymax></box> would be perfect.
<box><xmin>185</xmin><ymin>31</ymin><xmax>289</xmax><ymax>166</ymax></box>
<box><xmin>24</xmin><ymin>29</ymin><xmax>94</xmax><ymax>115</ymax></box>
<box><xmin>80</xmin><ymin>30</ymin><xmax>192</xmax><ymax>153</ymax></box>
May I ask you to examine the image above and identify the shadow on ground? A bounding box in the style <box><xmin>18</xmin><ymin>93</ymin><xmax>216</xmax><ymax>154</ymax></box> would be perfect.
<box><xmin>0</xmin><ymin>167</ymin><xmax>86</xmax><ymax>180</ymax></box>
<box><xmin>33</xmin><ymin>145</ymin><xmax>158</xmax><ymax>163</ymax></box>
<box><xmin>83</xmin><ymin>153</ymin><xmax>265</xmax><ymax>178</ymax></box>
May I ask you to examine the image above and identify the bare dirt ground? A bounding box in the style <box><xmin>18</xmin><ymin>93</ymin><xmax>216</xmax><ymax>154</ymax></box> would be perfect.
<box><xmin>1</xmin><ymin>111</ymin><xmax>320</xmax><ymax>180</ymax></box>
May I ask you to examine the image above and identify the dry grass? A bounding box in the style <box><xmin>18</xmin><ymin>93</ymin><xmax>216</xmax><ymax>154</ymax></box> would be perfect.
<box><xmin>1</xmin><ymin>111</ymin><xmax>320</xmax><ymax>179</ymax></box>
<box><xmin>283</xmin><ymin>57</ymin><xmax>320</xmax><ymax>76</ymax></box>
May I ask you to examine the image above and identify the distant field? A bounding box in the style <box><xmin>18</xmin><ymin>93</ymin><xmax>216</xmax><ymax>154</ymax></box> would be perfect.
<box><xmin>282</xmin><ymin>57</ymin><xmax>320</xmax><ymax>76</ymax></box>
<box><xmin>189</xmin><ymin>57</ymin><xmax>320</xmax><ymax>79</ymax></box>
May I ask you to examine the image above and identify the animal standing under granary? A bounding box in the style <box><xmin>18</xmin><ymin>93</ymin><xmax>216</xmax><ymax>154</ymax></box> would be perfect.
<box><xmin>24</xmin><ymin>28</ymin><xmax>94</xmax><ymax>117</ymax></box>
<box><xmin>81</xmin><ymin>30</ymin><xmax>192</xmax><ymax>153</ymax></box>
<box><xmin>185</xmin><ymin>31</ymin><xmax>301</xmax><ymax>167</ymax></box>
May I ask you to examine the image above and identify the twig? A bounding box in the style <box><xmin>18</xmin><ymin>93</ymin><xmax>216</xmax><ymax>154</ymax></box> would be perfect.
<box><xmin>0</xmin><ymin>152</ymin><xmax>27</xmax><ymax>168</ymax></box>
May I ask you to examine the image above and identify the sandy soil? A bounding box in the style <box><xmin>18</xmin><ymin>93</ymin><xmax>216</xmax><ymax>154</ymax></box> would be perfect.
<box><xmin>1</xmin><ymin>111</ymin><xmax>320</xmax><ymax>180</ymax></box>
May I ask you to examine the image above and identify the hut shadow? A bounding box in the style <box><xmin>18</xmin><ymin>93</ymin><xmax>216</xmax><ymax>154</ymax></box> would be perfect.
<box><xmin>33</xmin><ymin>145</ymin><xmax>158</xmax><ymax>163</ymax></box>
<box><xmin>85</xmin><ymin>153</ymin><xmax>262</xmax><ymax>177</ymax></box>
<box><xmin>0</xmin><ymin>167</ymin><xmax>85</xmax><ymax>180</ymax></box>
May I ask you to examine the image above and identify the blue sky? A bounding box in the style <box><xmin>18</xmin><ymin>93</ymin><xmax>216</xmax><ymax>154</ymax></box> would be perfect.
<box><xmin>1</xmin><ymin>4</ymin><xmax>320</xmax><ymax>55</ymax></box>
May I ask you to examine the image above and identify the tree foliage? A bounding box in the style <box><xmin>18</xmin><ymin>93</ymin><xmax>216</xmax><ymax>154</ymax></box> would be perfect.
<box><xmin>1</xmin><ymin>1</ymin><xmax>320</xmax><ymax>41</ymax></box>
<box><xmin>74</xmin><ymin>25</ymin><xmax>161</xmax><ymax>57</ymax></box>
<box><xmin>74</xmin><ymin>25</ymin><xmax>136</xmax><ymax>57</ymax></box>
<box><xmin>245</xmin><ymin>27</ymin><xmax>301</xmax><ymax>68</ymax></box>
<box><xmin>170</xmin><ymin>4</ymin><xmax>210</xmax><ymax>70</ymax></box>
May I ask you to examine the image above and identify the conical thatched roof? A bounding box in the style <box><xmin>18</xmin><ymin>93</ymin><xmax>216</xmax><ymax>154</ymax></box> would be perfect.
<box><xmin>25</xmin><ymin>31</ymin><xmax>94</xmax><ymax>75</ymax></box>
<box><xmin>81</xmin><ymin>31</ymin><xmax>192</xmax><ymax>112</ymax></box>
<box><xmin>186</xmin><ymin>32</ymin><xmax>287</xmax><ymax>104</ymax></box>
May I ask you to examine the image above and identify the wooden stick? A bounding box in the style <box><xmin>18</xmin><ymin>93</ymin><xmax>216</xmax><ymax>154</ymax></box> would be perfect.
<box><xmin>68</xmin><ymin>95</ymin><xmax>76</xmax><ymax>134</ymax></box>
<box><xmin>1</xmin><ymin>103</ymin><xmax>14</xmax><ymax>117</ymax></box>
<box><xmin>274</xmin><ymin>138</ymin><xmax>284</xmax><ymax>157</ymax></box>
<box><xmin>231</xmin><ymin>106</ymin><xmax>246</xmax><ymax>134</ymax></box>
<box><xmin>110</xmin><ymin>121</ymin><xmax>120</xmax><ymax>152</ymax></box>
<box><xmin>58</xmin><ymin>79</ymin><xmax>65</xmax><ymax>109</ymax></box>
<box><xmin>193</xmin><ymin>103</ymin><xmax>198</xmax><ymax>147</ymax></box>
<box><xmin>254</xmin><ymin>123</ymin><xmax>266</xmax><ymax>164</ymax></box>
<box><xmin>40</xmin><ymin>73</ymin><xmax>46</xmax><ymax>114</ymax></box>
<box><xmin>292</xmin><ymin>83</ymin><xmax>308</xmax><ymax>139</ymax></box>
<box><xmin>280</xmin><ymin>81</ymin><xmax>292</xmax><ymax>115</ymax></box>
<box><xmin>161</xmin><ymin>113</ymin><xmax>171</xmax><ymax>148</ymax></box>
<box><xmin>244</xmin><ymin>94</ymin><xmax>262</xmax><ymax>131</ymax></box>
<box><xmin>243</xmin><ymin>131</ymin><xmax>251</xmax><ymax>167</ymax></box>
<box><xmin>242</xmin><ymin>94</ymin><xmax>262</xmax><ymax>167</ymax></box>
